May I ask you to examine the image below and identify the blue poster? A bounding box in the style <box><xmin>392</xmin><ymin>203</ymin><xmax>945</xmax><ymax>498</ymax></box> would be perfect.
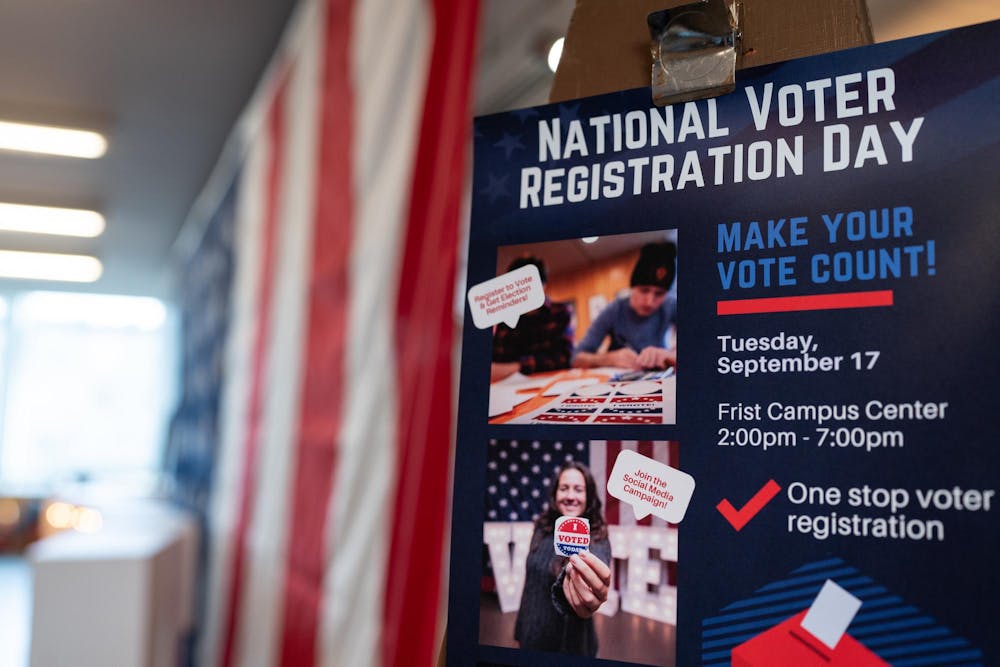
<box><xmin>449</xmin><ymin>20</ymin><xmax>999</xmax><ymax>667</ymax></box>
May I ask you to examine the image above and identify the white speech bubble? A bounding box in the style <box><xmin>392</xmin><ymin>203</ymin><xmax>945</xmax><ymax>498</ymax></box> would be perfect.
<box><xmin>606</xmin><ymin>449</ymin><xmax>695</xmax><ymax>522</ymax></box>
<box><xmin>467</xmin><ymin>264</ymin><xmax>545</xmax><ymax>329</ymax></box>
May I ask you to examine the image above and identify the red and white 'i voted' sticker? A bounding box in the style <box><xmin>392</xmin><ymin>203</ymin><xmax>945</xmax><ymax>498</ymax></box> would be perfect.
<box><xmin>554</xmin><ymin>516</ymin><xmax>590</xmax><ymax>557</ymax></box>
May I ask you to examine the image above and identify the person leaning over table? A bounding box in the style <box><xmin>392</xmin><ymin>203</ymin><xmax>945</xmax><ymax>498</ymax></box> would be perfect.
<box><xmin>514</xmin><ymin>461</ymin><xmax>612</xmax><ymax>657</ymax></box>
<box><xmin>572</xmin><ymin>241</ymin><xmax>677</xmax><ymax>371</ymax></box>
<box><xmin>491</xmin><ymin>255</ymin><xmax>574</xmax><ymax>382</ymax></box>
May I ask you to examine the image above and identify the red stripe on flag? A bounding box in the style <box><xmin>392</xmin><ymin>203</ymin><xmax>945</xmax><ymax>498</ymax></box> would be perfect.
<box><xmin>637</xmin><ymin>442</ymin><xmax>653</xmax><ymax>526</ymax></box>
<box><xmin>638</xmin><ymin>441</ymin><xmax>652</xmax><ymax>461</ymax></box>
<box><xmin>604</xmin><ymin>441</ymin><xmax>621</xmax><ymax>525</ymax></box>
<box><xmin>382</xmin><ymin>1</ymin><xmax>480</xmax><ymax>666</ymax></box>
<box><xmin>220</xmin><ymin>73</ymin><xmax>290</xmax><ymax>667</ymax></box>
<box><xmin>277</xmin><ymin>1</ymin><xmax>355</xmax><ymax>664</ymax></box>
<box><xmin>717</xmin><ymin>290</ymin><xmax>893</xmax><ymax>315</ymax></box>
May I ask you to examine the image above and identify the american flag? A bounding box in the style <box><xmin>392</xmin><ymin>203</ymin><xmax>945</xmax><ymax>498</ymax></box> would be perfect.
<box><xmin>165</xmin><ymin>172</ymin><xmax>238</xmax><ymax>664</ymax></box>
<box><xmin>485</xmin><ymin>439</ymin><xmax>680</xmax><ymax>528</ymax></box>
<box><xmin>178</xmin><ymin>1</ymin><xmax>479</xmax><ymax>666</ymax></box>
<box><xmin>166</xmin><ymin>173</ymin><xmax>237</xmax><ymax>518</ymax></box>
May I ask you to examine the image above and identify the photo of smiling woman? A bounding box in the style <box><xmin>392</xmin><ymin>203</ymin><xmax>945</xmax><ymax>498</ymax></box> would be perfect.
<box><xmin>480</xmin><ymin>438</ymin><xmax>678</xmax><ymax>665</ymax></box>
<box><xmin>514</xmin><ymin>461</ymin><xmax>612</xmax><ymax>656</ymax></box>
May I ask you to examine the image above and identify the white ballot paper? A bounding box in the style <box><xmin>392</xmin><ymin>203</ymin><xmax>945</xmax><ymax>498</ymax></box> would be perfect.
<box><xmin>800</xmin><ymin>579</ymin><xmax>863</xmax><ymax>649</ymax></box>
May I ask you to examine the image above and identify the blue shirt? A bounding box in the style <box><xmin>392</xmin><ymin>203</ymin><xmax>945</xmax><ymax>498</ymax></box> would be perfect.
<box><xmin>573</xmin><ymin>295</ymin><xmax>676</xmax><ymax>359</ymax></box>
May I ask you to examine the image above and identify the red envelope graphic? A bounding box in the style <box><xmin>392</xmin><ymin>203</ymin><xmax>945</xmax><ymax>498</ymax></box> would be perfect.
<box><xmin>732</xmin><ymin>610</ymin><xmax>888</xmax><ymax>667</ymax></box>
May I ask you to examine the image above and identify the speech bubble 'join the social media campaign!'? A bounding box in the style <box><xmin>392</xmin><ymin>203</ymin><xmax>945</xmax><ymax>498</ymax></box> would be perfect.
<box><xmin>606</xmin><ymin>449</ymin><xmax>695</xmax><ymax>523</ymax></box>
<box><xmin>467</xmin><ymin>264</ymin><xmax>545</xmax><ymax>329</ymax></box>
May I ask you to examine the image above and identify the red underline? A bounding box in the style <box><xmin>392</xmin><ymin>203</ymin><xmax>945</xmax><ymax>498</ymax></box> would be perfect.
<box><xmin>717</xmin><ymin>290</ymin><xmax>894</xmax><ymax>315</ymax></box>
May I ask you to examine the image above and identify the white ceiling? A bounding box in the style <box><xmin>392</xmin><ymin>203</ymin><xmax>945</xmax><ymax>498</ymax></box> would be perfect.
<box><xmin>0</xmin><ymin>0</ymin><xmax>994</xmax><ymax>300</ymax></box>
<box><xmin>0</xmin><ymin>0</ymin><xmax>299</xmax><ymax>297</ymax></box>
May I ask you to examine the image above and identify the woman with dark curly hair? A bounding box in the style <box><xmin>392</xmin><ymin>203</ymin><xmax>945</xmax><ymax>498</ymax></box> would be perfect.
<box><xmin>514</xmin><ymin>461</ymin><xmax>613</xmax><ymax>656</ymax></box>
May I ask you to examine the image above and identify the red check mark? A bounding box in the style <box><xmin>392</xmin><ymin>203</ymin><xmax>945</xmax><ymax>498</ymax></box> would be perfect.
<box><xmin>716</xmin><ymin>479</ymin><xmax>782</xmax><ymax>531</ymax></box>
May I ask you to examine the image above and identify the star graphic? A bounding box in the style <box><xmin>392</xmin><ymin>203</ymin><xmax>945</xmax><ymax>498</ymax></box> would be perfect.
<box><xmin>559</xmin><ymin>102</ymin><xmax>581</xmax><ymax>125</ymax></box>
<box><xmin>481</xmin><ymin>173</ymin><xmax>510</xmax><ymax>203</ymax></box>
<box><xmin>494</xmin><ymin>132</ymin><xmax>525</xmax><ymax>158</ymax></box>
<box><xmin>513</xmin><ymin>107</ymin><xmax>540</xmax><ymax>124</ymax></box>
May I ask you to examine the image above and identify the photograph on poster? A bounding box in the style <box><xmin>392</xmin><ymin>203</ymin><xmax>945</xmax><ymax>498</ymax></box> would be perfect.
<box><xmin>489</xmin><ymin>230</ymin><xmax>678</xmax><ymax>425</ymax></box>
<box><xmin>479</xmin><ymin>438</ymin><xmax>678</xmax><ymax>666</ymax></box>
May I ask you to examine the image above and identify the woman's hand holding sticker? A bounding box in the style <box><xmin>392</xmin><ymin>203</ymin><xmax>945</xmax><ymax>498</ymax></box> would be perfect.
<box><xmin>563</xmin><ymin>551</ymin><xmax>611</xmax><ymax>618</ymax></box>
<box><xmin>515</xmin><ymin>462</ymin><xmax>612</xmax><ymax>656</ymax></box>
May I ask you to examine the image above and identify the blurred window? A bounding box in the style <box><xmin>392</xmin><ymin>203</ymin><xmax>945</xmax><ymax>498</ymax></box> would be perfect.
<box><xmin>0</xmin><ymin>296</ymin><xmax>7</xmax><ymax>391</ymax></box>
<box><xmin>0</xmin><ymin>291</ymin><xmax>176</xmax><ymax>490</ymax></box>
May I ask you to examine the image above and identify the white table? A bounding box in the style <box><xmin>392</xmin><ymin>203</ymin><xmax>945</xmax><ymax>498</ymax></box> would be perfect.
<box><xmin>28</xmin><ymin>501</ymin><xmax>198</xmax><ymax>667</ymax></box>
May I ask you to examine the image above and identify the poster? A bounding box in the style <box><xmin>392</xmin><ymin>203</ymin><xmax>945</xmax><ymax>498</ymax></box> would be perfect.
<box><xmin>448</xmin><ymin>21</ymin><xmax>999</xmax><ymax>667</ymax></box>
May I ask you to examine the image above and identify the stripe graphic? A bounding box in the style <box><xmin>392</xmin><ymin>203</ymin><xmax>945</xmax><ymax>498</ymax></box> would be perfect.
<box><xmin>717</xmin><ymin>290</ymin><xmax>894</xmax><ymax>315</ymax></box>
<box><xmin>700</xmin><ymin>557</ymin><xmax>984</xmax><ymax>666</ymax></box>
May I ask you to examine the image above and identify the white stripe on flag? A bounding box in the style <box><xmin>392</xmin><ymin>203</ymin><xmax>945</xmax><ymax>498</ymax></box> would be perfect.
<box><xmin>652</xmin><ymin>441</ymin><xmax>670</xmax><ymax>528</ymax></box>
<box><xmin>200</xmin><ymin>108</ymin><xmax>272</xmax><ymax>667</ymax></box>
<box><xmin>233</xmin><ymin>9</ymin><xmax>323</xmax><ymax>665</ymax></box>
<box><xmin>589</xmin><ymin>440</ymin><xmax>607</xmax><ymax>512</ymax></box>
<box><xmin>317</xmin><ymin>0</ymin><xmax>433</xmax><ymax>665</ymax></box>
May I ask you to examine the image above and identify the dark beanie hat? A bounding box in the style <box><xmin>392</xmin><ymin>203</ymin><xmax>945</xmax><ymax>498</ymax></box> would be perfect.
<box><xmin>507</xmin><ymin>255</ymin><xmax>547</xmax><ymax>283</ymax></box>
<box><xmin>630</xmin><ymin>242</ymin><xmax>676</xmax><ymax>289</ymax></box>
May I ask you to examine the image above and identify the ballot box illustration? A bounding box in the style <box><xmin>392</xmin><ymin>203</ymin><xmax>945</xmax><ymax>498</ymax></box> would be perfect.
<box><xmin>732</xmin><ymin>580</ymin><xmax>888</xmax><ymax>667</ymax></box>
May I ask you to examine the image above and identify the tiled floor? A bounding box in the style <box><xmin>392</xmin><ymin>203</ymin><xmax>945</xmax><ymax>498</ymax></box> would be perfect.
<box><xmin>0</xmin><ymin>555</ymin><xmax>30</xmax><ymax>667</ymax></box>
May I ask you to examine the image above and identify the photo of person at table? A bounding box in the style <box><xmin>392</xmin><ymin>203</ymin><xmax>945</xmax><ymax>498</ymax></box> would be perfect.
<box><xmin>514</xmin><ymin>461</ymin><xmax>612</xmax><ymax>657</ymax></box>
<box><xmin>487</xmin><ymin>230</ymin><xmax>678</xmax><ymax>425</ymax></box>
<box><xmin>572</xmin><ymin>241</ymin><xmax>677</xmax><ymax>371</ymax></box>
<box><xmin>491</xmin><ymin>255</ymin><xmax>574</xmax><ymax>382</ymax></box>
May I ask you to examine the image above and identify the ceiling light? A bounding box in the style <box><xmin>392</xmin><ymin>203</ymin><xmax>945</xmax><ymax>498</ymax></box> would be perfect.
<box><xmin>0</xmin><ymin>120</ymin><xmax>107</xmax><ymax>159</ymax></box>
<box><xmin>0</xmin><ymin>202</ymin><xmax>105</xmax><ymax>237</ymax></box>
<box><xmin>582</xmin><ymin>236</ymin><xmax>599</xmax><ymax>244</ymax></box>
<box><xmin>0</xmin><ymin>250</ymin><xmax>102</xmax><ymax>283</ymax></box>
<box><xmin>547</xmin><ymin>37</ymin><xmax>565</xmax><ymax>73</ymax></box>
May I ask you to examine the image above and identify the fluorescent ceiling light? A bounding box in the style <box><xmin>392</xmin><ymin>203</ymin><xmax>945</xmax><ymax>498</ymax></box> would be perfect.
<box><xmin>0</xmin><ymin>120</ymin><xmax>107</xmax><ymax>159</ymax></box>
<box><xmin>0</xmin><ymin>250</ymin><xmax>102</xmax><ymax>283</ymax></box>
<box><xmin>0</xmin><ymin>202</ymin><xmax>105</xmax><ymax>237</ymax></box>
